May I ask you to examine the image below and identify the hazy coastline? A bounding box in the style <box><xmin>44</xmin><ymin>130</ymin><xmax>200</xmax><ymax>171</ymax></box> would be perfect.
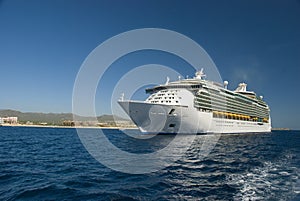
<box><xmin>0</xmin><ymin>123</ymin><xmax>137</xmax><ymax>130</ymax></box>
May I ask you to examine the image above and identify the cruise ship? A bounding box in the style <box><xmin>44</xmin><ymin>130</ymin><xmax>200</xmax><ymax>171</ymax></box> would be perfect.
<box><xmin>118</xmin><ymin>69</ymin><xmax>271</xmax><ymax>134</ymax></box>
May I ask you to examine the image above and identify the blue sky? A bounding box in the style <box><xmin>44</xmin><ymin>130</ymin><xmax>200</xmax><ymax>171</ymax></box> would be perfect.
<box><xmin>0</xmin><ymin>0</ymin><xmax>299</xmax><ymax>129</ymax></box>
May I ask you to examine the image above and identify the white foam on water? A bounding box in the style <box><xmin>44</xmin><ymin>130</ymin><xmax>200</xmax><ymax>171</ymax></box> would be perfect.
<box><xmin>227</xmin><ymin>151</ymin><xmax>299</xmax><ymax>200</ymax></box>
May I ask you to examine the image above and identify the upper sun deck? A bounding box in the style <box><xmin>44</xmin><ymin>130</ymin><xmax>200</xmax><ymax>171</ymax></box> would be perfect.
<box><xmin>145</xmin><ymin>69</ymin><xmax>222</xmax><ymax>94</ymax></box>
<box><xmin>234</xmin><ymin>82</ymin><xmax>258</xmax><ymax>99</ymax></box>
<box><xmin>145</xmin><ymin>69</ymin><xmax>266</xmax><ymax>105</ymax></box>
<box><xmin>145</xmin><ymin>80</ymin><xmax>204</xmax><ymax>94</ymax></box>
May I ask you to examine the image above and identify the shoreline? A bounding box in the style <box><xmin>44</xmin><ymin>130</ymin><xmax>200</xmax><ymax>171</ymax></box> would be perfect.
<box><xmin>0</xmin><ymin>123</ymin><xmax>138</xmax><ymax>130</ymax></box>
<box><xmin>1</xmin><ymin>124</ymin><xmax>295</xmax><ymax>132</ymax></box>
<box><xmin>271</xmin><ymin>128</ymin><xmax>291</xmax><ymax>131</ymax></box>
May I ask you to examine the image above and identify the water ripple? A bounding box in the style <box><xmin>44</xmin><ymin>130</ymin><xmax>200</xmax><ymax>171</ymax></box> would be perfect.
<box><xmin>0</xmin><ymin>127</ymin><xmax>299</xmax><ymax>200</ymax></box>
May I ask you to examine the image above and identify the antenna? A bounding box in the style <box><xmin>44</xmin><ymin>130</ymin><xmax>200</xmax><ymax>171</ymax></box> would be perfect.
<box><xmin>119</xmin><ymin>93</ymin><xmax>125</xmax><ymax>101</ymax></box>
<box><xmin>195</xmin><ymin>68</ymin><xmax>206</xmax><ymax>79</ymax></box>
<box><xmin>165</xmin><ymin>77</ymin><xmax>170</xmax><ymax>85</ymax></box>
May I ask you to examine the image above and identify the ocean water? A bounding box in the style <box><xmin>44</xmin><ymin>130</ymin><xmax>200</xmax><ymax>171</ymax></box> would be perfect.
<box><xmin>0</xmin><ymin>126</ymin><xmax>299</xmax><ymax>201</ymax></box>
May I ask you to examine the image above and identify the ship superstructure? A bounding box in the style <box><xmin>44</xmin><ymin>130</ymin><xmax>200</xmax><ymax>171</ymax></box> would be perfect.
<box><xmin>118</xmin><ymin>69</ymin><xmax>271</xmax><ymax>134</ymax></box>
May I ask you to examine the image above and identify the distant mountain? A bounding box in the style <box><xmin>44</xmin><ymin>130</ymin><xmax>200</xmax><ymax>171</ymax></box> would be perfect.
<box><xmin>0</xmin><ymin>109</ymin><xmax>128</xmax><ymax>125</ymax></box>
<box><xmin>97</xmin><ymin>114</ymin><xmax>125</xmax><ymax>122</ymax></box>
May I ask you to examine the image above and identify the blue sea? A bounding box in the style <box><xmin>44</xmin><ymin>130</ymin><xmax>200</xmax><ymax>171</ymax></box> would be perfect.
<box><xmin>0</xmin><ymin>126</ymin><xmax>299</xmax><ymax>201</ymax></box>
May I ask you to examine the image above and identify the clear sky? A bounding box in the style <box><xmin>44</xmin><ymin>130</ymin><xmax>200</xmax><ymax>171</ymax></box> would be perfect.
<box><xmin>0</xmin><ymin>0</ymin><xmax>299</xmax><ymax>129</ymax></box>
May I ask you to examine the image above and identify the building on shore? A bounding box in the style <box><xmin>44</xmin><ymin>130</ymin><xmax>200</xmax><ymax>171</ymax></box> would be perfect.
<box><xmin>62</xmin><ymin>120</ymin><xmax>75</xmax><ymax>127</ymax></box>
<box><xmin>0</xmin><ymin>117</ymin><xmax>18</xmax><ymax>124</ymax></box>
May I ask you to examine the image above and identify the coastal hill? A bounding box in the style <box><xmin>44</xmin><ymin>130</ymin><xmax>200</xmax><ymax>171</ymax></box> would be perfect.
<box><xmin>0</xmin><ymin>109</ymin><xmax>129</xmax><ymax>125</ymax></box>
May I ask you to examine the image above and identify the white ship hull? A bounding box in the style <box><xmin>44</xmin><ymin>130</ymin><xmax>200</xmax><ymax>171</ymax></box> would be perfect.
<box><xmin>118</xmin><ymin>100</ymin><xmax>271</xmax><ymax>134</ymax></box>
<box><xmin>118</xmin><ymin>70</ymin><xmax>271</xmax><ymax>134</ymax></box>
